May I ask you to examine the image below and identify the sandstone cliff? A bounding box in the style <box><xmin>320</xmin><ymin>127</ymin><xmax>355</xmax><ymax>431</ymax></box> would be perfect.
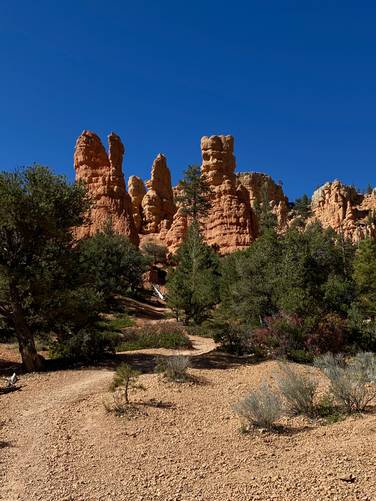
<box><xmin>237</xmin><ymin>172</ymin><xmax>289</xmax><ymax>229</ymax></box>
<box><xmin>128</xmin><ymin>175</ymin><xmax>146</xmax><ymax>233</ymax></box>
<box><xmin>200</xmin><ymin>135</ymin><xmax>256</xmax><ymax>253</ymax></box>
<box><xmin>141</xmin><ymin>153</ymin><xmax>175</xmax><ymax>234</ymax></box>
<box><xmin>309</xmin><ymin>180</ymin><xmax>376</xmax><ymax>241</ymax></box>
<box><xmin>73</xmin><ymin>131</ymin><xmax>139</xmax><ymax>245</ymax></box>
<box><xmin>73</xmin><ymin>130</ymin><xmax>376</xmax><ymax>254</ymax></box>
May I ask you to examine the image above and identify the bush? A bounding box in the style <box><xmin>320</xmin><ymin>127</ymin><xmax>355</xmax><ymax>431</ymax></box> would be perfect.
<box><xmin>314</xmin><ymin>394</ymin><xmax>344</xmax><ymax>423</ymax></box>
<box><xmin>78</xmin><ymin>225</ymin><xmax>149</xmax><ymax>304</ymax></box>
<box><xmin>305</xmin><ymin>313</ymin><xmax>348</xmax><ymax>355</ymax></box>
<box><xmin>277</xmin><ymin>363</ymin><xmax>318</xmax><ymax>416</ymax></box>
<box><xmin>97</xmin><ymin>313</ymin><xmax>134</xmax><ymax>333</ymax></box>
<box><xmin>210</xmin><ymin>319</ymin><xmax>251</xmax><ymax>355</ymax></box>
<box><xmin>234</xmin><ymin>382</ymin><xmax>283</xmax><ymax>430</ymax></box>
<box><xmin>50</xmin><ymin>328</ymin><xmax>120</xmax><ymax>362</ymax></box>
<box><xmin>117</xmin><ymin>322</ymin><xmax>192</xmax><ymax>351</ymax></box>
<box><xmin>104</xmin><ymin>363</ymin><xmax>145</xmax><ymax>416</ymax></box>
<box><xmin>155</xmin><ymin>355</ymin><xmax>190</xmax><ymax>381</ymax></box>
<box><xmin>250</xmin><ymin>313</ymin><xmax>307</xmax><ymax>359</ymax></box>
<box><xmin>315</xmin><ymin>352</ymin><xmax>376</xmax><ymax>413</ymax></box>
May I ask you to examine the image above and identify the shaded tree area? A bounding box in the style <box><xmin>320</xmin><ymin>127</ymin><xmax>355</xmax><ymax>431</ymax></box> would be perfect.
<box><xmin>0</xmin><ymin>166</ymin><xmax>148</xmax><ymax>370</ymax></box>
<box><xmin>215</xmin><ymin>222</ymin><xmax>358</xmax><ymax>359</ymax></box>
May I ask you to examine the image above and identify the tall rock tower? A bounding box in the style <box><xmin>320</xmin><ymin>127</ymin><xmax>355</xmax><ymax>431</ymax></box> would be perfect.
<box><xmin>73</xmin><ymin>130</ymin><xmax>139</xmax><ymax>245</ymax></box>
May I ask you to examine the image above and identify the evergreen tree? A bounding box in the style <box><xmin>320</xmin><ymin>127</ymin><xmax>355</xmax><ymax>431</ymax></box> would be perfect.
<box><xmin>176</xmin><ymin>165</ymin><xmax>212</xmax><ymax>221</ymax></box>
<box><xmin>0</xmin><ymin>166</ymin><xmax>91</xmax><ymax>370</ymax></box>
<box><xmin>294</xmin><ymin>194</ymin><xmax>312</xmax><ymax>220</ymax></box>
<box><xmin>353</xmin><ymin>238</ymin><xmax>376</xmax><ymax>319</ymax></box>
<box><xmin>167</xmin><ymin>222</ymin><xmax>219</xmax><ymax>324</ymax></box>
<box><xmin>220</xmin><ymin>226</ymin><xmax>281</xmax><ymax>325</ymax></box>
<box><xmin>78</xmin><ymin>222</ymin><xmax>149</xmax><ymax>304</ymax></box>
<box><xmin>253</xmin><ymin>183</ymin><xmax>277</xmax><ymax>234</ymax></box>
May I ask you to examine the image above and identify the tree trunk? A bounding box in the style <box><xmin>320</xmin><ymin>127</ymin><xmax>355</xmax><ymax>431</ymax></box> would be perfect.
<box><xmin>10</xmin><ymin>285</ymin><xmax>44</xmax><ymax>372</ymax></box>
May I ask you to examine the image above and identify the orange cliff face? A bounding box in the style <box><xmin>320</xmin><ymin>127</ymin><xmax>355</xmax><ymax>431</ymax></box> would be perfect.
<box><xmin>73</xmin><ymin>130</ymin><xmax>376</xmax><ymax>254</ymax></box>
<box><xmin>308</xmin><ymin>180</ymin><xmax>376</xmax><ymax>241</ymax></box>
<box><xmin>73</xmin><ymin>130</ymin><xmax>139</xmax><ymax>246</ymax></box>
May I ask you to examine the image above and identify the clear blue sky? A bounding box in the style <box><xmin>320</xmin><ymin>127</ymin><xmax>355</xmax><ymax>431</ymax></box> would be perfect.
<box><xmin>1</xmin><ymin>1</ymin><xmax>375</xmax><ymax>200</ymax></box>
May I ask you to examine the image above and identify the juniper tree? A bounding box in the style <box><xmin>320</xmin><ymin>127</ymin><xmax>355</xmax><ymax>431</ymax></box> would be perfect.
<box><xmin>0</xmin><ymin>166</ymin><xmax>91</xmax><ymax>371</ymax></box>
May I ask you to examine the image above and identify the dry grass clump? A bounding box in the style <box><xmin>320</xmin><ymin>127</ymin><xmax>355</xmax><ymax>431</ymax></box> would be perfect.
<box><xmin>315</xmin><ymin>352</ymin><xmax>376</xmax><ymax>413</ymax></box>
<box><xmin>155</xmin><ymin>355</ymin><xmax>190</xmax><ymax>382</ymax></box>
<box><xmin>277</xmin><ymin>363</ymin><xmax>318</xmax><ymax>417</ymax></box>
<box><xmin>117</xmin><ymin>322</ymin><xmax>192</xmax><ymax>351</ymax></box>
<box><xmin>234</xmin><ymin>382</ymin><xmax>283</xmax><ymax>430</ymax></box>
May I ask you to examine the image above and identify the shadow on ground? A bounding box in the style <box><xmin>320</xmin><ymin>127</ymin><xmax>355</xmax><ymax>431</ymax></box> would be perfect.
<box><xmin>96</xmin><ymin>349</ymin><xmax>259</xmax><ymax>375</ymax></box>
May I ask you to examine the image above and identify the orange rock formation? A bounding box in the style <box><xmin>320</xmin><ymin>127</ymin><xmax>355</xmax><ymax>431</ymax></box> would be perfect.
<box><xmin>74</xmin><ymin>130</ymin><xmax>376</xmax><ymax>253</ymax></box>
<box><xmin>73</xmin><ymin>130</ymin><xmax>139</xmax><ymax>245</ymax></box>
<box><xmin>309</xmin><ymin>180</ymin><xmax>376</xmax><ymax>241</ymax></box>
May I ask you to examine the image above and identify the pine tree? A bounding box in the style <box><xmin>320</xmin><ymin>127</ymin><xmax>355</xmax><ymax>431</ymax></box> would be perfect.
<box><xmin>176</xmin><ymin>165</ymin><xmax>212</xmax><ymax>221</ymax></box>
<box><xmin>294</xmin><ymin>194</ymin><xmax>312</xmax><ymax>220</ymax></box>
<box><xmin>167</xmin><ymin>222</ymin><xmax>219</xmax><ymax>324</ymax></box>
<box><xmin>254</xmin><ymin>182</ymin><xmax>277</xmax><ymax>234</ymax></box>
<box><xmin>353</xmin><ymin>238</ymin><xmax>376</xmax><ymax>320</ymax></box>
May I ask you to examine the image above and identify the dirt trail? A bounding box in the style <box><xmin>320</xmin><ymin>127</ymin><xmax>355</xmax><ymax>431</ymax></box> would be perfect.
<box><xmin>117</xmin><ymin>296</ymin><xmax>217</xmax><ymax>357</ymax></box>
<box><xmin>1</xmin><ymin>361</ymin><xmax>376</xmax><ymax>501</ymax></box>
<box><xmin>1</xmin><ymin>299</ymin><xmax>376</xmax><ymax>500</ymax></box>
<box><xmin>0</xmin><ymin>299</ymin><xmax>217</xmax><ymax>501</ymax></box>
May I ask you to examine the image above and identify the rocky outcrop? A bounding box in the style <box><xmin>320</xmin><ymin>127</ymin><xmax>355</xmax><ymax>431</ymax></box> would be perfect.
<box><xmin>237</xmin><ymin>172</ymin><xmax>289</xmax><ymax>229</ymax></box>
<box><xmin>164</xmin><ymin>135</ymin><xmax>259</xmax><ymax>254</ymax></box>
<box><xmin>199</xmin><ymin>135</ymin><xmax>256</xmax><ymax>253</ymax></box>
<box><xmin>73</xmin><ymin>131</ymin><xmax>139</xmax><ymax>245</ymax></box>
<box><xmin>309</xmin><ymin>180</ymin><xmax>376</xmax><ymax>241</ymax></box>
<box><xmin>74</xmin><ymin>130</ymin><xmax>376</xmax><ymax>254</ymax></box>
<box><xmin>141</xmin><ymin>154</ymin><xmax>175</xmax><ymax>234</ymax></box>
<box><xmin>128</xmin><ymin>176</ymin><xmax>146</xmax><ymax>233</ymax></box>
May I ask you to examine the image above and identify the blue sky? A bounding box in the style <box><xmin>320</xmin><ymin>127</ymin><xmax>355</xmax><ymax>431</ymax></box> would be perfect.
<box><xmin>0</xmin><ymin>1</ymin><xmax>375</xmax><ymax>200</ymax></box>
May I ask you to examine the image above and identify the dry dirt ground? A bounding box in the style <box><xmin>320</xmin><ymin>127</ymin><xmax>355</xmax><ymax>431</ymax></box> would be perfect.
<box><xmin>1</xmin><ymin>300</ymin><xmax>375</xmax><ymax>500</ymax></box>
<box><xmin>1</xmin><ymin>357</ymin><xmax>376</xmax><ymax>501</ymax></box>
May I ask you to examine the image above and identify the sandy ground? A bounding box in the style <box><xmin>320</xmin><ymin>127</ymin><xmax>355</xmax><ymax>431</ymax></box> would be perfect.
<box><xmin>1</xmin><ymin>355</ymin><xmax>376</xmax><ymax>501</ymax></box>
<box><xmin>1</xmin><ymin>300</ymin><xmax>375</xmax><ymax>500</ymax></box>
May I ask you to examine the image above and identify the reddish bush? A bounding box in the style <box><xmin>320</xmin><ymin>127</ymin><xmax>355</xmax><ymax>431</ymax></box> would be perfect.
<box><xmin>305</xmin><ymin>313</ymin><xmax>348</xmax><ymax>354</ymax></box>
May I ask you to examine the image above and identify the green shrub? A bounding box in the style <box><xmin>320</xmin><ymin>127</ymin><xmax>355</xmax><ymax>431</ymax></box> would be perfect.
<box><xmin>141</xmin><ymin>241</ymin><xmax>168</xmax><ymax>264</ymax></box>
<box><xmin>117</xmin><ymin>322</ymin><xmax>192</xmax><ymax>351</ymax></box>
<box><xmin>97</xmin><ymin>313</ymin><xmax>134</xmax><ymax>333</ymax></box>
<box><xmin>234</xmin><ymin>382</ymin><xmax>283</xmax><ymax>430</ymax></box>
<box><xmin>104</xmin><ymin>363</ymin><xmax>145</xmax><ymax>415</ymax></box>
<box><xmin>50</xmin><ymin>328</ymin><xmax>120</xmax><ymax>361</ymax></box>
<box><xmin>155</xmin><ymin>355</ymin><xmax>190</xmax><ymax>381</ymax></box>
<box><xmin>314</xmin><ymin>394</ymin><xmax>344</xmax><ymax>423</ymax></box>
<box><xmin>210</xmin><ymin>319</ymin><xmax>250</xmax><ymax>355</ymax></box>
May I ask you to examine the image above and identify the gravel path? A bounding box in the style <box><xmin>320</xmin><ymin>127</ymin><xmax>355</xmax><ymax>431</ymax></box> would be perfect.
<box><xmin>1</xmin><ymin>359</ymin><xmax>376</xmax><ymax>501</ymax></box>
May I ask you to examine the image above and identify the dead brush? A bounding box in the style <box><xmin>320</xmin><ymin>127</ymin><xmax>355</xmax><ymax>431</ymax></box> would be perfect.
<box><xmin>277</xmin><ymin>363</ymin><xmax>318</xmax><ymax>417</ymax></box>
<box><xmin>155</xmin><ymin>355</ymin><xmax>190</xmax><ymax>382</ymax></box>
<box><xmin>315</xmin><ymin>352</ymin><xmax>376</xmax><ymax>413</ymax></box>
<box><xmin>234</xmin><ymin>381</ymin><xmax>283</xmax><ymax>431</ymax></box>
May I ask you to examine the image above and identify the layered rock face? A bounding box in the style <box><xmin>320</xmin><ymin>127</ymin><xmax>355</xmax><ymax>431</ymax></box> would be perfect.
<box><xmin>237</xmin><ymin>172</ymin><xmax>289</xmax><ymax>228</ymax></box>
<box><xmin>309</xmin><ymin>180</ymin><xmax>376</xmax><ymax>241</ymax></box>
<box><xmin>128</xmin><ymin>176</ymin><xmax>146</xmax><ymax>233</ymax></box>
<box><xmin>74</xmin><ymin>130</ymin><xmax>376</xmax><ymax>255</ymax></box>
<box><xmin>141</xmin><ymin>153</ymin><xmax>175</xmax><ymax>234</ymax></box>
<box><xmin>73</xmin><ymin>131</ymin><xmax>139</xmax><ymax>245</ymax></box>
<box><xmin>73</xmin><ymin>131</ymin><xmax>290</xmax><ymax>254</ymax></box>
<box><xmin>199</xmin><ymin>135</ymin><xmax>256</xmax><ymax>253</ymax></box>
